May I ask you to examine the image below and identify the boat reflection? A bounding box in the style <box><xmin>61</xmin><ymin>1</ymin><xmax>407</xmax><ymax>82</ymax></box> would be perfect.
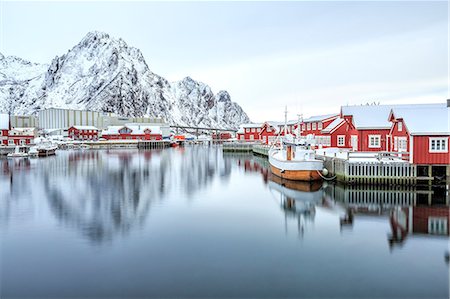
<box><xmin>268</xmin><ymin>174</ymin><xmax>324</xmax><ymax>236</ymax></box>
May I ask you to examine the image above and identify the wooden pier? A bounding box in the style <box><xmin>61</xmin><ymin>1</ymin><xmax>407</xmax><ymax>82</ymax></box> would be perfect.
<box><xmin>222</xmin><ymin>142</ymin><xmax>256</xmax><ymax>152</ymax></box>
<box><xmin>138</xmin><ymin>140</ymin><xmax>171</xmax><ymax>149</ymax></box>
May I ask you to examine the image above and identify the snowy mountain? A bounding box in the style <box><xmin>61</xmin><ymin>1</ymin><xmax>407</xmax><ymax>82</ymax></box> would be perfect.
<box><xmin>0</xmin><ymin>31</ymin><xmax>250</xmax><ymax>129</ymax></box>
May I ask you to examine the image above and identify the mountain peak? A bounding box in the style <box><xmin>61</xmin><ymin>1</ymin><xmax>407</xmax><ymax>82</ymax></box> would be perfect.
<box><xmin>0</xmin><ymin>31</ymin><xmax>251</xmax><ymax>129</ymax></box>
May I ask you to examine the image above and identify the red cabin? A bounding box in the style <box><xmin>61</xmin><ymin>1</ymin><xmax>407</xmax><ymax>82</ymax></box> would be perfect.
<box><xmin>236</xmin><ymin>123</ymin><xmax>262</xmax><ymax>142</ymax></box>
<box><xmin>340</xmin><ymin>105</ymin><xmax>395</xmax><ymax>152</ymax></box>
<box><xmin>0</xmin><ymin>113</ymin><xmax>9</xmax><ymax>146</ymax></box>
<box><xmin>102</xmin><ymin>125</ymin><xmax>162</xmax><ymax>141</ymax></box>
<box><xmin>388</xmin><ymin>103</ymin><xmax>449</xmax><ymax>165</ymax></box>
<box><xmin>68</xmin><ymin>126</ymin><xmax>99</xmax><ymax>141</ymax></box>
<box><xmin>8</xmin><ymin>127</ymin><xmax>36</xmax><ymax>145</ymax></box>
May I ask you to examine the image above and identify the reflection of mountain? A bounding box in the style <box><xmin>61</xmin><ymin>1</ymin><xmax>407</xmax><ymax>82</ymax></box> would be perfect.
<box><xmin>0</xmin><ymin>147</ymin><xmax>233</xmax><ymax>243</ymax></box>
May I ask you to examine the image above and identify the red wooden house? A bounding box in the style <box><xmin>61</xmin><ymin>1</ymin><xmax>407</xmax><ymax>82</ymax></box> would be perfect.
<box><xmin>212</xmin><ymin>132</ymin><xmax>232</xmax><ymax>140</ymax></box>
<box><xmin>8</xmin><ymin>127</ymin><xmax>36</xmax><ymax>145</ymax></box>
<box><xmin>0</xmin><ymin>113</ymin><xmax>9</xmax><ymax>146</ymax></box>
<box><xmin>102</xmin><ymin>125</ymin><xmax>162</xmax><ymax>141</ymax></box>
<box><xmin>340</xmin><ymin>105</ymin><xmax>395</xmax><ymax>152</ymax></box>
<box><xmin>388</xmin><ymin>103</ymin><xmax>449</xmax><ymax>165</ymax></box>
<box><xmin>68</xmin><ymin>126</ymin><xmax>99</xmax><ymax>141</ymax></box>
<box><xmin>296</xmin><ymin>114</ymin><xmax>339</xmax><ymax>148</ymax></box>
<box><xmin>236</xmin><ymin>123</ymin><xmax>262</xmax><ymax>142</ymax></box>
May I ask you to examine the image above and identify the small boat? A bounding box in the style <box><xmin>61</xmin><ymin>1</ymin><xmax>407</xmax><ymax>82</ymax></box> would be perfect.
<box><xmin>37</xmin><ymin>143</ymin><xmax>58</xmax><ymax>157</ymax></box>
<box><xmin>28</xmin><ymin>146</ymin><xmax>39</xmax><ymax>157</ymax></box>
<box><xmin>268</xmin><ymin>108</ymin><xmax>325</xmax><ymax>181</ymax></box>
<box><xmin>7</xmin><ymin>146</ymin><xmax>29</xmax><ymax>158</ymax></box>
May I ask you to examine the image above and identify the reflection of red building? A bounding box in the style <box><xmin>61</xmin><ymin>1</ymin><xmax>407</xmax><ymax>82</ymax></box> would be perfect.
<box><xmin>390</xmin><ymin>205</ymin><xmax>449</xmax><ymax>246</ymax></box>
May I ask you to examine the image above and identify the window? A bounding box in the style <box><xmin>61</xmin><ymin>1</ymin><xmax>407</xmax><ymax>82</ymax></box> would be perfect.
<box><xmin>257</xmin><ymin>128</ymin><xmax>260</xmax><ymax>133</ymax></box>
<box><xmin>337</xmin><ymin>135</ymin><xmax>345</xmax><ymax>147</ymax></box>
<box><xmin>398</xmin><ymin>121</ymin><xmax>403</xmax><ymax>132</ymax></box>
<box><xmin>8</xmin><ymin>139</ymin><xmax>14</xmax><ymax>145</ymax></box>
<box><xmin>398</xmin><ymin>137</ymin><xmax>407</xmax><ymax>151</ymax></box>
<box><xmin>368</xmin><ymin>135</ymin><xmax>381</xmax><ymax>148</ymax></box>
<box><xmin>20</xmin><ymin>139</ymin><xmax>26</xmax><ymax>145</ymax></box>
<box><xmin>428</xmin><ymin>217</ymin><xmax>448</xmax><ymax>235</ymax></box>
<box><xmin>312</xmin><ymin>123</ymin><xmax>316</xmax><ymax>130</ymax></box>
<box><xmin>318</xmin><ymin>122</ymin><xmax>323</xmax><ymax>130</ymax></box>
<box><xmin>251</xmin><ymin>128</ymin><xmax>254</xmax><ymax>133</ymax></box>
<box><xmin>306</xmin><ymin>123</ymin><xmax>311</xmax><ymax>130</ymax></box>
<box><xmin>240</xmin><ymin>135</ymin><xmax>244</xmax><ymax>140</ymax></box>
<box><xmin>249</xmin><ymin>135</ymin><xmax>254</xmax><ymax>141</ymax></box>
<box><xmin>429</xmin><ymin>138</ymin><xmax>448</xmax><ymax>153</ymax></box>
<box><xmin>302</xmin><ymin>124</ymin><xmax>305</xmax><ymax>131</ymax></box>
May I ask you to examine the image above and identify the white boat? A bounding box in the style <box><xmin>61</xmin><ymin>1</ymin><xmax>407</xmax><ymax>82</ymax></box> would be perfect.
<box><xmin>268</xmin><ymin>109</ymin><xmax>325</xmax><ymax>181</ymax></box>
<box><xmin>37</xmin><ymin>143</ymin><xmax>58</xmax><ymax>157</ymax></box>
<box><xmin>7</xmin><ymin>146</ymin><xmax>29</xmax><ymax>158</ymax></box>
<box><xmin>28</xmin><ymin>146</ymin><xmax>39</xmax><ymax>157</ymax></box>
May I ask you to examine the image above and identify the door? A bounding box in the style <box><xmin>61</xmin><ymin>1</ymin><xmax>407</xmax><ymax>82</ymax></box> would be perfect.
<box><xmin>351</xmin><ymin>135</ymin><xmax>358</xmax><ymax>151</ymax></box>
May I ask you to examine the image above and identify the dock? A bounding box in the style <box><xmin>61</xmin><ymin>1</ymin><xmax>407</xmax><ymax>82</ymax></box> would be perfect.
<box><xmin>222</xmin><ymin>142</ymin><xmax>449</xmax><ymax>186</ymax></box>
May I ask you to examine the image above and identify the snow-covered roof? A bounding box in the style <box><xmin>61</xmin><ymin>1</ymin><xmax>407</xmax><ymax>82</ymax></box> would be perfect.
<box><xmin>239</xmin><ymin>123</ymin><xmax>262</xmax><ymax>128</ymax></box>
<box><xmin>303</xmin><ymin>113</ymin><xmax>338</xmax><ymax>123</ymax></box>
<box><xmin>102</xmin><ymin>125</ymin><xmax>162</xmax><ymax>135</ymax></box>
<box><xmin>391</xmin><ymin>103</ymin><xmax>449</xmax><ymax>135</ymax></box>
<box><xmin>71</xmin><ymin>125</ymin><xmax>99</xmax><ymax>130</ymax></box>
<box><xmin>321</xmin><ymin>117</ymin><xmax>345</xmax><ymax>133</ymax></box>
<box><xmin>341</xmin><ymin>105</ymin><xmax>395</xmax><ymax>129</ymax></box>
<box><xmin>0</xmin><ymin>113</ymin><xmax>9</xmax><ymax>130</ymax></box>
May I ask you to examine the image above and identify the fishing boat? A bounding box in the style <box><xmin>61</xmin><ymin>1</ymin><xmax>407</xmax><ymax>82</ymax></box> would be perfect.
<box><xmin>268</xmin><ymin>108</ymin><xmax>326</xmax><ymax>181</ymax></box>
<box><xmin>7</xmin><ymin>146</ymin><xmax>29</xmax><ymax>158</ymax></box>
<box><xmin>37</xmin><ymin>143</ymin><xmax>58</xmax><ymax>157</ymax></box>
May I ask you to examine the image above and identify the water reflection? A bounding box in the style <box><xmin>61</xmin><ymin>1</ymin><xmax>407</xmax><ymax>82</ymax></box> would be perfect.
<box><xmin>235</xmin><ymin>154</ymin><xmax>449</xmax><ymax>250</ymax></box>
<box><xmin>0</xmin><ymin>147</ymin><xmax>232</xmax><ymax>243</ymax></box>
<box><xmin>1</xmin><ymin>148</ymin><xmax>448</xmax><ymax>298</ymax></box>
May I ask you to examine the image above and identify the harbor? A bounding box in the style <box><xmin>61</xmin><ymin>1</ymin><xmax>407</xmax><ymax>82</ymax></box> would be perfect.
<box><xmin>1</xmin><ymin>147</ymin><xmax>448</xmax><ymax>298</ymax></box>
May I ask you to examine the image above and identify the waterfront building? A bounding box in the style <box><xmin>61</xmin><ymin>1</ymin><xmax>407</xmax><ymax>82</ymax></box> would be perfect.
<box><xmin>296</xmin><ymin>113</ymin><xmax>339</xmax><ymax>148</ymax></box>
<box><xmin>340</xmin><ymin>105</ymin><xmax>394</xmax><ymax>152</ymax></box>
<box><xmin>102</xmin><ymin>125</ymin><xmax>163</xmax><ymax>141</ymax></box>
<box><xmin>388</xmin><ymin>102</ymin><xmax>449</xmax><ymax>165</ymax></box>
<box><xmin>0</xmin><ymin>113</ymin><xmax>9</xmax><ymax>146</ymax></box>
<box><xmin>8</xmin><ymin>127</ymin><xmax>37</xmax><ymax>145</ymax></box>
<box><xmin>259</xmin><ymin>121</ymin><xmax>285</xmax><ymax>145</ymax></box>
<box><xmin>68</xmin><ymin>126</ymin><xmax>100</xmax><ymax>141</ymax></box>
<box><xmin>236</xmin><ymin>123</ymin><xmax>262</xmax><ymax>142</ymax></box>
<box><xmin>38</xmin><ymin>108</ymin><xmax>167</xmax><ymax>136</ymax></box>
<box><xmin>319</xmin><ymin>117</ymin><xmax>353</xmax><ymax>149</ymax></box>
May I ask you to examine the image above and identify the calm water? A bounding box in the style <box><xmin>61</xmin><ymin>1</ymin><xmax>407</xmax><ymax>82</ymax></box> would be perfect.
<box><xmin>0</xmin><ymin>147</ymin><xmax>448</xmax><ymax>299</ymax></box>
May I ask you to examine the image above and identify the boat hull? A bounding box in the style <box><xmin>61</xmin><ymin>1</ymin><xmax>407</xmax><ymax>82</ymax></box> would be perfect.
<box><xmin>270</xmin><ymin>165</ymin><xmax>322</xmax><ymax>181</ymax></box>
<box><xmin>38</xmin><ymin>148</ymin><xmax>57</xmax><ymax>157</ymax></box>
<box><xmin>268</xmin><ymin>149</ymin><xmax>323</xmax><ymax>181</ymax></box>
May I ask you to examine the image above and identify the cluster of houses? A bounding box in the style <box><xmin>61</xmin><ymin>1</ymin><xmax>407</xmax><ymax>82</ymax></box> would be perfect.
<box><xmin>237</xmin><ymin>102</ymin><xmax>450</xmax><ymax>166</ymax></box>
<box><xmin>0</xmin><ymin>114</ymin><xmax>167</xmax><ymax>146</ymax></box>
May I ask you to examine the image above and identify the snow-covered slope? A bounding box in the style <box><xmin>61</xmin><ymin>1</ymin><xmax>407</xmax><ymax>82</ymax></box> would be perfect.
<box><xmin>0</xmin><ymin>31</ymin><xmax>250</xmax><ymax>129</ymax></box>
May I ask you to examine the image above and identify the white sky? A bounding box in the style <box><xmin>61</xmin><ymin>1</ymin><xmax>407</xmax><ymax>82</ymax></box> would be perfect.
<box><xmin>1</xmin><ymin>1</ymin><xmax>448</xmax><ymax>122</ymax></box>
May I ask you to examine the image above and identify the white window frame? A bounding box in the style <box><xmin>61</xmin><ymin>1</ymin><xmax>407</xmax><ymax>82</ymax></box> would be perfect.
<box><xmin>318</xmin><ymin>122</ymin><xmax>323</xmax><ymax>130</ymax></box>
<box><xmin>398</xmin><ymin>121</ymin><xmax>402</xmax><ymax>132</ymax></box>
<box><xmin>337</xmin><ymin>135</ymin><xmax>345</xmax><ymax>147</ymax></box>
<box><xmin>368</xmin><ymin>135</ymin><xmax>381</xmax><ymax>148</ymax></box>
<box><xmin>302</xmin><ymin>124</ymin><xmax>305</xmax><ymax>131</ymax></box>
<box><xmin>312</xmin><ymin>123</ymin><xmax>316</xmax><ymax>130</ymax></box>
<box><xmin>428</xmin><ymin>217</ymin><xmax>448</xmax><ymax>235</ymax></box>
<box><xmin>249</xmin><ymin>135</ymin><xmax>254</xmax><ymax>141</ymax></box>
<box><xmin>306</xmin><ymin>123</ymin><xmax>311</xmax><ymax>130</ymax></box>
<box><xmin>239</xmin><ymin>135</ymin><xmax>244</xmax><ymax>141</ymax></box>
<box><xmin>429</xmin><ymin>137</ymin><xmax>448</xmax><ymax>153</ymax></box>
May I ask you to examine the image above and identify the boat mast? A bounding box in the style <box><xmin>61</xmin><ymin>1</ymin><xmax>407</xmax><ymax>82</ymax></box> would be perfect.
<box><xmin>284</xmin><ymin>106</ymin><xmax>288</xmax><ymax>136</ymax></box>
<box><xmin>297</xmin><ymin>113</ymin><xmax>302</xmax><ymax>138</ymax></box>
